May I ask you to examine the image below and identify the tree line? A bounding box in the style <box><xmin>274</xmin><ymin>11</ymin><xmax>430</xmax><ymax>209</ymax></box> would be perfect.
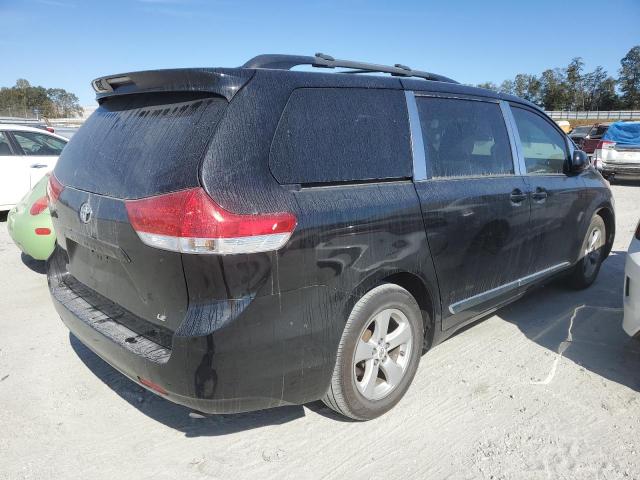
<box><xmin>477</xmin><ymin>46</ymin><xmax>640</xmax><ymax>111</ymax></box>
<box><xmin>0</xmin><ymin>79</ymin><xmax>83</xmax><ymax>118</ymax></box>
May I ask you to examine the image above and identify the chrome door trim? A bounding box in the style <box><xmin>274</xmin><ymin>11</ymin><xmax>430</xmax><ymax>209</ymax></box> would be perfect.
<box><xmin>404</xmin><ymin>91</ymin><xmax>427</xmax><ymax>181</ymax></box>
<box><xmin>413</xmin><ymin>92</ymin><xmax>501</xmax><ymax>103</ymax></box>
<box><xmin>448</xmin><ymin>262</ymin><xmax>571</xmax><ymax>314</ymax></box>
<box><xmin>499</xmin><ymin>100</ymin><xmax>525</xmax><ymax>176</ymax></box>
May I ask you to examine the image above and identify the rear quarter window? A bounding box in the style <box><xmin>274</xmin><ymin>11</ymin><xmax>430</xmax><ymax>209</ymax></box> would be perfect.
<box><xmin>269</xmin><ymin>88</ymin><xmax>411</xmax><ymax>184</ymax></box>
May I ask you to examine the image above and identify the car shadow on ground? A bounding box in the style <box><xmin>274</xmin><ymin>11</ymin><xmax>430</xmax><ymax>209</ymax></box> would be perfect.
<box><xmin>69</xmin><ymin>334</ymin><xmax>316</xmax><ymax>436</ymax></box>
<box><xmin>499</xmin><ymin>250</ymin><xmax>640</xmax><ymax>392</ymax></box>
<box><xmin>20</xmin><ymin>253</ymin><xmax>46</xmax><ymax>274</ymax></box>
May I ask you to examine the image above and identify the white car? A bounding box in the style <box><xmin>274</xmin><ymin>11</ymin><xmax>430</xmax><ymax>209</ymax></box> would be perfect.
<box><xmin>594</xmin><ymin>122</ymin><xmax>640</xmax><ymax>180</ymax></box>
<box><xmin>623</xmin><ymin>220</ymin><xmax>640</xmax><ymax>338</ymax></box>
<box><xmin>0</xmin><ymin>124</ymin><xmax>68</xmax><ymax>211</ymax></box>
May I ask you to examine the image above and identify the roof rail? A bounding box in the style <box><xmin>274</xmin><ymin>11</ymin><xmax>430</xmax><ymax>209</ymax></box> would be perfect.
<box><xmin>242</xmin><ymin>53</ymin><xmax>458</xmax><ymax>84</ymax></box>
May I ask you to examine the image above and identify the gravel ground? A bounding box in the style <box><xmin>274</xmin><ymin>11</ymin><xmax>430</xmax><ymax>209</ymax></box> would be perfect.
<box><xmin>1</xmin><ymin>182</ymin><xmax>639</xmax><ymax>480</ymax></box>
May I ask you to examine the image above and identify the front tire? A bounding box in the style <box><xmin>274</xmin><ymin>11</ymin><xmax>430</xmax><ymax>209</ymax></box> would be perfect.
<box><xmin>322</xmin><ymin>284</ymin><xmax>423</xmax><ymax>420</ymax></box>
<box><xmin>567</xmin><ymin>215</ymin><xmax>606</xmax><ymax>289</ymax></box>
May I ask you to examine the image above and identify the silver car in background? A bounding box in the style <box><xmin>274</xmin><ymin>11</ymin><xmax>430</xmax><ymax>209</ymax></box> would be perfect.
<box><xmin>594</xmin><ymin>121</ymin><xmax>640</xmax><ymax>180</ymax></box>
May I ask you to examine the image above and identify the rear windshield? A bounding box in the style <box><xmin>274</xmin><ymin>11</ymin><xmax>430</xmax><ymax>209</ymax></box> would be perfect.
<box><xmin>571</xmin><ymin>126</ymin><xmax>591</xmax><ymax>135</ymax></box>
<box><xmin>589</xmin><ymin>125</ymin><xmax>609</xmax><ymax>139</ymax></box>
<box><xmin>54</xmin><ymin>92</ymin><xmax>228</xmax><ymax>199</ymax></box>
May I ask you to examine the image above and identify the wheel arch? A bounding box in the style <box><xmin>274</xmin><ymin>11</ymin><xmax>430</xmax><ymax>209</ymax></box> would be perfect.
<box><xmin>595</xmin><ymin>204</ymin><xmax>615</xmax><ymax>258</ymax></box>
<box><xmin>346</xmin><ymin>270</ymin><xmax>439</xmax><ymax>350</ymax></box>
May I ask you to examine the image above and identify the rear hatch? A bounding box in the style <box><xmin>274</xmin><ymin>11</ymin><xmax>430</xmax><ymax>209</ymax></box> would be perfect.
<box><xmin>50</xmin><ymin>69</ymin><xmax>248</xmax><ymax>335</ymax></box>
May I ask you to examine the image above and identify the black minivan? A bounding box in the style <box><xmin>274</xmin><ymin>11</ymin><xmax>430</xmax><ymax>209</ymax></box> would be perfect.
<box><xmin>47</xmin><ymin>54</ymin><xmax>615</xmax><ymax>420</ymax></box>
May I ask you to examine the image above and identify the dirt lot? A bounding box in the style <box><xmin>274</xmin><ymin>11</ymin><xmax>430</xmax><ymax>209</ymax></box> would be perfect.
<box><xmin>1</xmin><ymin>183</ymin><xmax>639</xmax><ymax>480</ymax></box>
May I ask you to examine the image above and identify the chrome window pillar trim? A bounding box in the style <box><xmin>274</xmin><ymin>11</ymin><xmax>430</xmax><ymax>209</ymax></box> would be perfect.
<box><xmin>448</xmin><ymin>262</ymin><xmax>571</xmax><ymax>314</ymax></box>
<box><xmin>405</xmin><ymin>91</ymin><xmax>427</xmax><ymax>181</ymax></box>
<box><xmin>500</xmin><ymin>100</ymin><xmax>526</xmax><ymax>176</ymax></box>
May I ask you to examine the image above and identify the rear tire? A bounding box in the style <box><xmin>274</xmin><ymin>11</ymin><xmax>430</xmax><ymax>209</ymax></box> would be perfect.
<box><xmin>567</xmin><ymin>215</ymin><xmax>606</xmax><ymax>289</ymax></box>
<box><xmin>322</xmin><ymin>284</ymin><xmax>423</xmax><ymax>420</ymax></box>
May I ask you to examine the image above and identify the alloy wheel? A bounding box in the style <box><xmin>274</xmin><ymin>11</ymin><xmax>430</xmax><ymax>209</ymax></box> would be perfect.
<box><xmin>352</xmin><ymin>308</ymin><xmax>413</xmax><ymax>401</ymax></box>
<box><xmin>583</xmin><ymin>225</ymin><xmax>604</xmax><ymax>278</ymax></box>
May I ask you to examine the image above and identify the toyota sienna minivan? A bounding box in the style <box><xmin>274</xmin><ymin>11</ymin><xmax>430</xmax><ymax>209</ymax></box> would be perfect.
<box><xmin>46</xmin><ymin>53</ymin><xmax>615</xmax><ymax>420</ymax></box>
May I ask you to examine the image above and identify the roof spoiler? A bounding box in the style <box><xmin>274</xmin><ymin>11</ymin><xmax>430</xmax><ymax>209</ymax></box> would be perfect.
<box><xmin>91</xmin><ymin>68</ymin><xmax>254</xmax><ymax>102</ymax></box>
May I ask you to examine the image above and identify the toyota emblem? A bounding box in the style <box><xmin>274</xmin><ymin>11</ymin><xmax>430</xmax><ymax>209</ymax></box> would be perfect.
<box><xmin>79</xmin><ymin>202</ymin><xmax>93</xmax><ymax>224</ymax></box>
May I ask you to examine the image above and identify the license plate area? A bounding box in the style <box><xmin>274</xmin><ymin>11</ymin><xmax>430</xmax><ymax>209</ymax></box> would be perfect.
<box><xmin>65</xmin><ymin>229</ymin><xmax>131</xmax><ymax>263</ymax></box>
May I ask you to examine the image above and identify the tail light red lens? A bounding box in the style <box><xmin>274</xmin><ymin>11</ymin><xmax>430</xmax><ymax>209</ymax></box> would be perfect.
<box><xmin>596</xmin><ymin>140</ymin><xmax>616</xmax><ymax>150</ymax></box>
<box><xmin>125</xmin><ymin>187</ymin><xmax>297</xmax><ymax>255</ymax></box>
<box><xmin>30</xmin><ymin>196</ymin><xmax>49</xmax><ymax>216</ymax></box>
<box><xmin>46</xmin><ymin>127</ymin><xmax>55</xmax><ymax>133</ymax></box>
<box><xmin>636</xmin><ymin>220</ymin><xmax>640</xmax><ymax>241</ymax></box>
<box><xmin>47</xmin><ymin>174</ymin><xmax>64</xmax><ymax>205</ymax></box>
<box><xmin>35</xmin><ymin>227</ymin><xmax>51</xmax><ymax>236</ymax></box>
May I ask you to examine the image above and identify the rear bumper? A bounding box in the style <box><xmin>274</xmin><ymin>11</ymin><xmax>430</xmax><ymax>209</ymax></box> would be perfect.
<box><xmin>48</xmin><ymin>252</ymin><xmax>342</xmax><ymax>414</ymax></box>
<box><xmin>623</xmin><ymin>240</ymin><xmax>640</xmax><ymax>338</ymax></box>
<box><xmin>602</xmin><ymin>162</ymin><xmax>640</xmax><ymax>178</ymax></box>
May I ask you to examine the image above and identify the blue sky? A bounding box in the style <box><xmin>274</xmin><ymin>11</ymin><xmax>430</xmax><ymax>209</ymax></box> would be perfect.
<box><xmin>1</xmin><ymin>0</ymin><xmax>639</xmax><ymax>105</ymax></box>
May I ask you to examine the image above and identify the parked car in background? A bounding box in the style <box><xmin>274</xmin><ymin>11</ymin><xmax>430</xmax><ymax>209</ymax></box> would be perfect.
<box><xmin>623</xmin><ymin>220</ymin><xmax>640</xmax><ymax>339</ymax></box>
<box><xmin>51</xmin><ymin>127</ymin><xmax>79</xmax><ymax>139</ymax></box>
<box><xmin>0</xmin><ymin>124</ymin><xmax>67</xmax><ymax>211</ymax></box>
<box><xmin>46</xmin><ymin>53</ymin><xmax>614</xmax><ymax>420</ymax></box>
<box><xmin>569</xmin><ymin>125</ymin><xmax>593</xmax><ymax>149</ymax></box>
<box><xmin>7</xmin><ymin>174</ymin><xmax>55</xmax><ymax>260</ymax></box>
<box><xmin>0</xmin><ymin>117</ymin><xmax>55</xmax><ymax>133</ymax></box>
<box><xmin>594</xmin><ymin>121</ymin><xmax>640</xmax><ymax>180</ymax></box>
<box><xmin>582</xmin><ymin>123</ymin><xmax>610</xmax><ymax>156</ymax></box>
<box><xmin>556</xmin><ymin>120</ymin><xmax>571</xmax><ymax>133</ymax></box>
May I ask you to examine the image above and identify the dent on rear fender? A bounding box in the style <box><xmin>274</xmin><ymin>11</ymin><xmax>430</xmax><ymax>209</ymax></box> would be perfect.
<box><xmin>175</xmin><ymin>295</ymin><xmax>255</xmax><ymax>337</ymax></box>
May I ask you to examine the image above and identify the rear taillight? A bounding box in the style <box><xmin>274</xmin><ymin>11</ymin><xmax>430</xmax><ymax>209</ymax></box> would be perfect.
<box><xmin>636</xmin><ymin>221</ymin><xmax>640</xmax><ymax>241</ymax></box>
<box><xmin>30</xmin><ymin>196</ymin><xmax>49</xmax><ymax>216</ymax></box>
<box><xmin>125</xmin><ymin>187</ymin><xmax>297</xmax><ymax>255</ymax></box>
<box><xmin>596</xmin><ymin>140</ymin><xmax>616</xmax><ymax>150</ymax></box>
<box><xmin>47</xmin><ymin>174</ymin><xmax>64</xmax><ymax>205</ymax></box>
<box><xmin>46</xmin><ymin>127</ymin><xmax>55</xmax><ymax>133</ymax></box>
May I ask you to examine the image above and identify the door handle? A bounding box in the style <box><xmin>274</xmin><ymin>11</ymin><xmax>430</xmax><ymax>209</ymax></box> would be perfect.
<box><xmin>532</xmin><ymin>187</ymin><xmax>548</xmax><ymax>202</ymax></box>
<box><xmin>30</xmin><ymin>163</ymin><xmax>48</xmax><ymax>169</ymax></box>
<box><xmin>510</xmin><ymin>188</ymin><xmax>527</xmax><ymax>204</ymax></box>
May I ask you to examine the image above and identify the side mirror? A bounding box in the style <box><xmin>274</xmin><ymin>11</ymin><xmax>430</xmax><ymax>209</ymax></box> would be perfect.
<box><xmin>570</xmin><ymin>150</ymin><xmax>589</xmax><ymax>173</ymax></box>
